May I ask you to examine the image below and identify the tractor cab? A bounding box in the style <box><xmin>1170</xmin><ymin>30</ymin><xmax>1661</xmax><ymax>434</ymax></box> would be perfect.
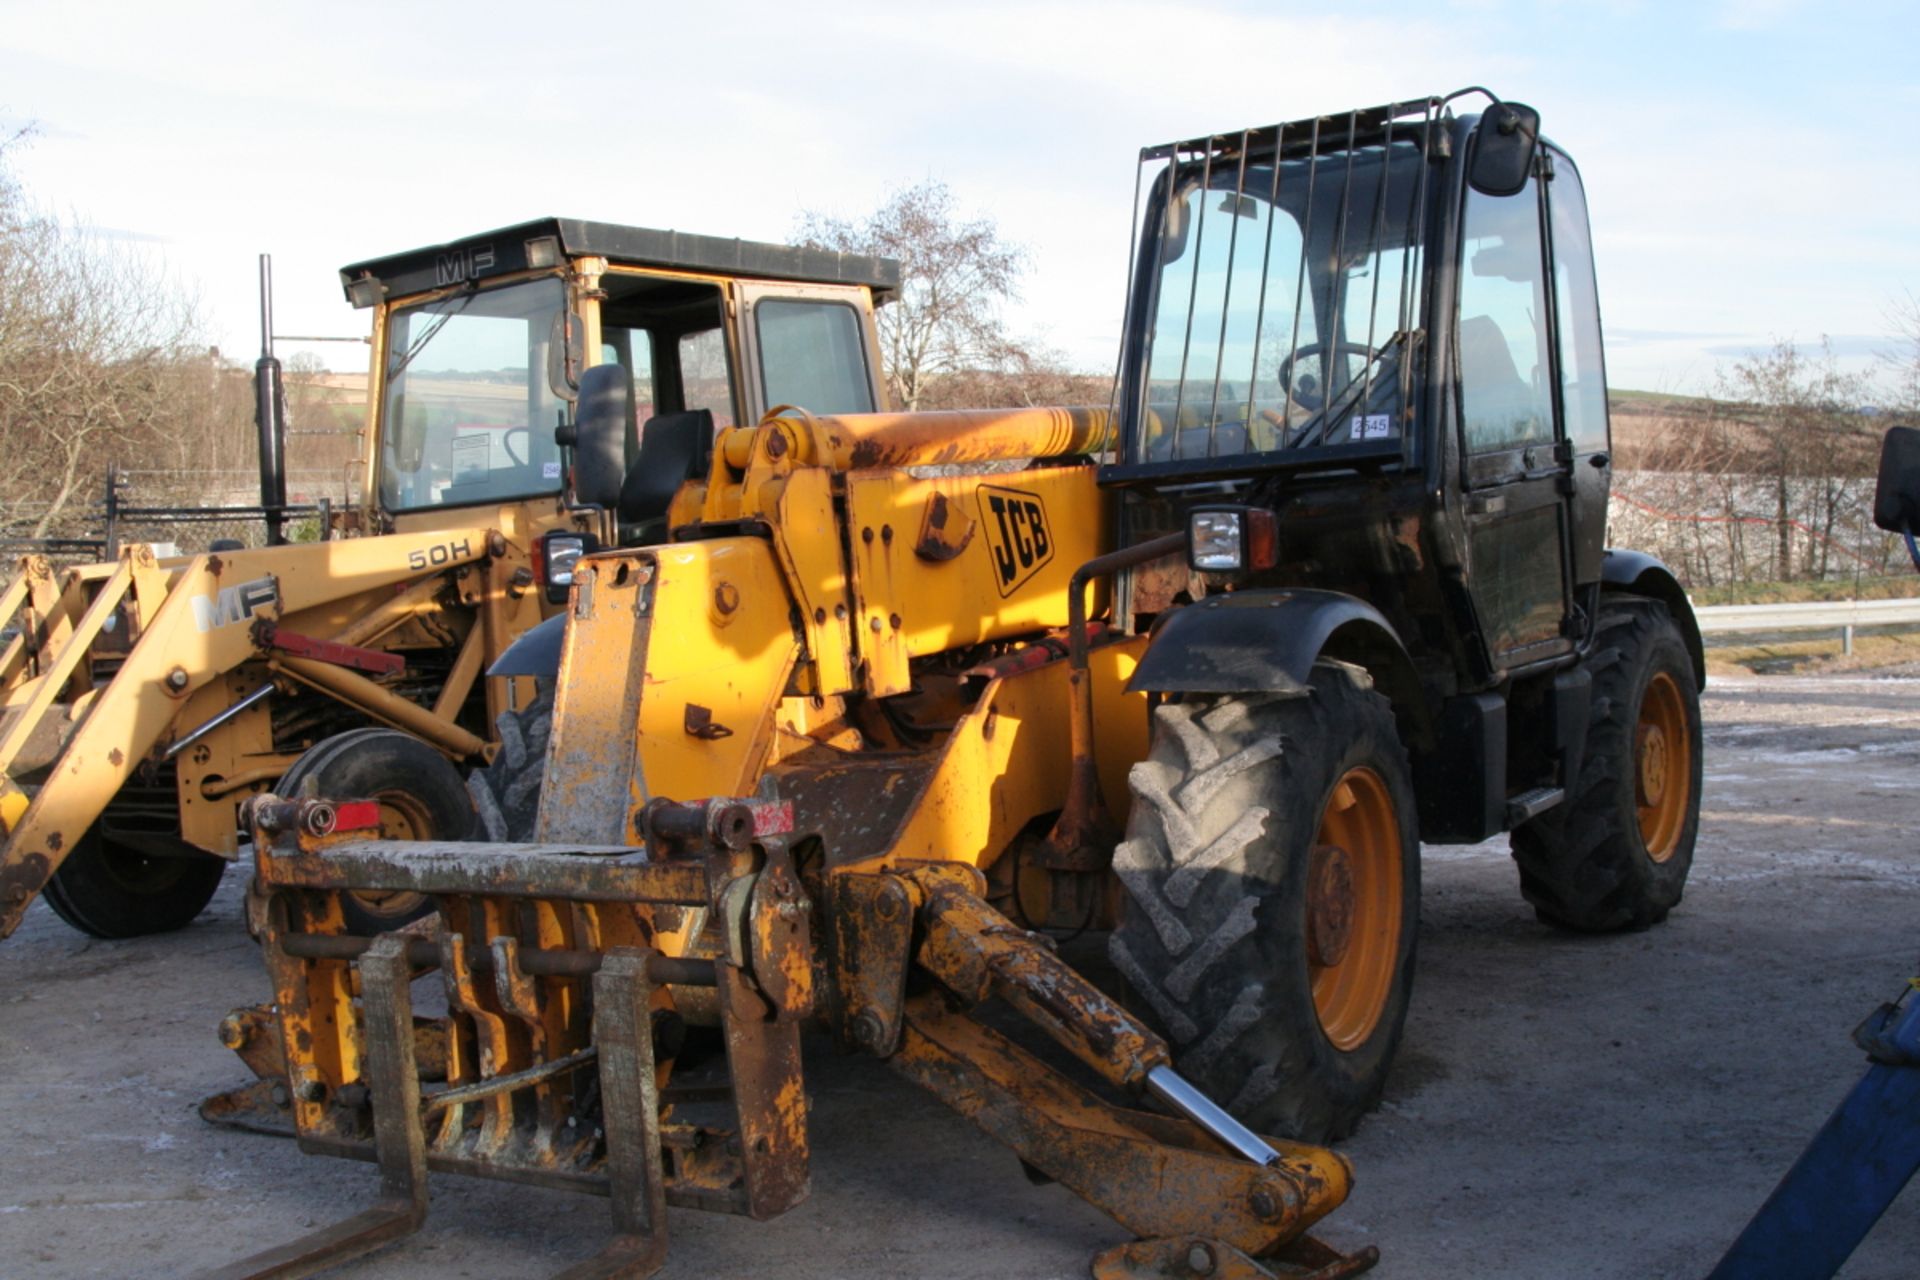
<box><xmin>342</xmin><ymin>219</ymin><xmax>896</xmax><ymax>556</ymax></box>
<box><xmin>1102</xmin><ymin>95</ymin><xmax>1628</xmax><ymax>685</ymax></box>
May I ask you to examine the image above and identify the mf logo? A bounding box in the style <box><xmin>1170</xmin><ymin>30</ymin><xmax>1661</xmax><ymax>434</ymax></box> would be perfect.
<box><xmin>976</xmin><ymin>485</ymin><xmax>1053</xmax><ymax>596</ymax></box>
<box><xmin>434</xmin><ymin>243</ymin><xmax>497</xmax><ymax>287</ymax></box>
<box><xmin>191</xmin><ymin>575</ymin><xmax>278</xmax><ymax>634</ymax></box>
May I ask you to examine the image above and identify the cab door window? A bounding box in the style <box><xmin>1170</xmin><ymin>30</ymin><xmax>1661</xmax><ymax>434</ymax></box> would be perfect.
<box><xmin>1546</xmin><ymin>158</ymin><xmax>1609</xmax><ymax>458</ymax></box>
<box><xmin>757</xmin><ymin>300</ymin><xmax>875</xmax><ymax>415</ymax></box>
<box><xmin>678</xmin><ymin>328</ymin><xmax>737</xmax><ymax>429</ymax></box>
<box><xmin>1457</xmin><ymin>182</ymin><xmax>1554</xmax><ymax>452</ymax></box>
<box><xmin>601</xmin><ymin>326</ymin><xmax>657</xmax><ymax>422</ymax></box>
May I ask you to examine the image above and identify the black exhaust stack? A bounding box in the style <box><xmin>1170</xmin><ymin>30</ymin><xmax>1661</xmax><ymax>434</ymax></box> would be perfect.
<box><xmin>254</xmin><ymin>254</ymin><xmax>288</xmax><ymax>546</ymax></box>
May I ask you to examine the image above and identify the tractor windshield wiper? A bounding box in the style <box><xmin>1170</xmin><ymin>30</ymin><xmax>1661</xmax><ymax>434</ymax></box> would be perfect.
<box><xmin>385</xmin><ymin>285</ymin><xmax>478</xmax><ymax>385</ymax></box>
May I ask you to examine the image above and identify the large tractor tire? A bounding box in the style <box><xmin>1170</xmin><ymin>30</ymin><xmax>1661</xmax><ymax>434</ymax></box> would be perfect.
<box><xmin>1109</xmin><ymin>663</ymin><xmax>1420</xmax><ymax>1144</ymax></box>
<box><xmin>1511</xmin><ymin>597</ymin><xmax>1701</xmax><ymax>932</ymax></box>
<box><xmin>276</xmin><ymin>727</ymin><xmax>476</xmax><ymax>935</ymax></box>
<box><xmin>466</xmin><ymin>688</ymin><xmax>552</xmax><ymax>843</ymax></box>
<box><xmin>42</xmin><ymin>825</ymin><xmax>226</xmax><ymax>939</ymax></box>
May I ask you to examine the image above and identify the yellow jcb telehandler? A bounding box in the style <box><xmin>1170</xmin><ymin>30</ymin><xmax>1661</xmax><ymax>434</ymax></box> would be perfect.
<box><xmin>205</xmin><ymin>91</ymin><xmax>1704</xmax><ymax>1278</ymax></box>
<box><xmin>0</xmin><ymin>221</ymin><xmax>898</xmax><ymax>940</ymax></box>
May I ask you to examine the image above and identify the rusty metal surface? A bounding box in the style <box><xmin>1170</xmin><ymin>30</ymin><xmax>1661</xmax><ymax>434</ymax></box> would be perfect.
<box><xmin>201</xmin><ymin>934</ymin><xmax>429</xmax><ymax>1280</ymax></box>
<box><xmin>556</xmin><ymin>948</ymin><xmax>668</xmax><ymax>1280</ymax></box>
<box><xmin>912</xmin><ymin>874</ymin><xmax>1167</xmax><ymax>1093</ymax></box>
<box><xmin>258</xmin><ymin>835</ymin><xmax>710</xmax><ymax>904</ymax></box>
<box><xmin>720</xmin><ymin>406</ymin><xmax>1115</xmax><ymax>471</ymax></box>
<box><xmin>894</xmin><ymin>993</ymin><xmax>1350</xmax><ymax>1259</ymax></box>
<box><xmin>826</xmin><ymin>873</ymin><xmax>915</xmax><ymax>1056</ymax></box>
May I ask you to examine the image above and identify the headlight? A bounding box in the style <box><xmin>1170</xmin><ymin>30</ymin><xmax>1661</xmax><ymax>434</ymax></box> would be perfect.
<box><xmin>1187</xmin><ymin>506</ymin><xmax>1278</xmax><ymax>574</ymax></box>
<box><xmin>540</xmin><ymin>531</ymin><xmax>598</xmax><ymax>603</ymax></box>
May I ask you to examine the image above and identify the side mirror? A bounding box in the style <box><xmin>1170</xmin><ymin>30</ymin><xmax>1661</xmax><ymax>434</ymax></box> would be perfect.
<box><xmin>1873</xmin><ymin>425</ymin><xmax>1920</xmax><ymax>533</ymax></box>
<box><xmin>1468</xmin><ymin>101</ymin><xmax>1541</xmax><ymax>198</ymax></box>
<box><xmin>570</xmin><ymin>364</ymin><xmax>633</xmax><ymax>509</ymax></box>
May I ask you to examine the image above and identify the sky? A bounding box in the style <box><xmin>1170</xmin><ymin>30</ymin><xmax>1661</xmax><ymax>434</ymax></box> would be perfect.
<box><xmin>2</xmin><ymin>0</ymin><xmax>1914</xmax><ymax>396</ymax></box>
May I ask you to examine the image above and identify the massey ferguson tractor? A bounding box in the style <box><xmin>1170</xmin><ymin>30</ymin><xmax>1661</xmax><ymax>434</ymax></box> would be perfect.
<box><xmin>202</xmin><ymin>90</ymin><xmax>1703</xmax><ymax>1278</ymax></box>
<box><xmin>0</xmin><ymin>221</ymin><xmax>896</xmax><ymax>940</ymax></box>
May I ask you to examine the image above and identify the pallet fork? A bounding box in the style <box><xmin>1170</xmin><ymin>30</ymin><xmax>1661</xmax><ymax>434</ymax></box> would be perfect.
<box><xmin>203</xmin><ymin>795</ymin><xmax>1376</xmax><ymax>1279</ymax></box>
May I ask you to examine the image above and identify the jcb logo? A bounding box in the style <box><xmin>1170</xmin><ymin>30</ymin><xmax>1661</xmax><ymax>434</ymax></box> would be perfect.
<box><xmin>976</xmin><ymin>485</ymin><xmax>1053</xmax><ymax>596</ymax></box>
<box><xmin>190</xmin><ymin>575</ymin><xmax>278</xmax><ymax>634</ymax></box>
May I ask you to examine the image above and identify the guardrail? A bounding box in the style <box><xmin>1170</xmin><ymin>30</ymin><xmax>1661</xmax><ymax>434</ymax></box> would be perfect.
<box><xmin>1694</xmin><ymin>597</ymin><xmax>1920</xmax><ymax>653</ymax></box>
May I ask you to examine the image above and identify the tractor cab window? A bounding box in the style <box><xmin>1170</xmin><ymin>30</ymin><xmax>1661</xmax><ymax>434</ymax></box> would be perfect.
<box><xmin>1546</xmin><ymin>156</ymin><xmax>1610</xmax><ymax>458</ymax></box>
<box><xmin>1457</xmin><ymin>180</ymin><xmax>1554</xmax><ymax>452</ymax></box>
<box><xmin>679</xmin><ymin>328</ymin><xmax>736</xmax><ymax>429</ymax></box>
<box><xmin>757</xmin><ymin>300</ymin><xmax>874</xmax><ymax>415</ymax></box>
<box><xmin>600</xmin><ymin>327</ymin><xmax>658</xmax><ymax>423</ymax></box>
<box><xmin>379</xmin><ymin>277</ymin><xmax>568</xmax><ymax>513</ymax></box>
<box><xmin>1133</xmin><ymin>135</ymin><xmax>1427</xmax><ymax>464</ymax></box>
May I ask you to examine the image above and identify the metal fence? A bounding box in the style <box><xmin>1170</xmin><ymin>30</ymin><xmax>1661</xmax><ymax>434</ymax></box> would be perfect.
<box><xmin>1</xmin><ymin>467</ymin><xmax>345</xmax><ymax>569</ymax></box>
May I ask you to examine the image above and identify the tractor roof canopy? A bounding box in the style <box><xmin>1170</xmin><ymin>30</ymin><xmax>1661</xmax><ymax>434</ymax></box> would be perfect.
<box><xmin>340</xmin><ymin>217</ymin><xmax>901</xmax><ymax>308</ymax></box>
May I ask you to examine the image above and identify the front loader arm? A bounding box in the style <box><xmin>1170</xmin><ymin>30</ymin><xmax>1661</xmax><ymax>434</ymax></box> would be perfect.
<box><xmin>1</xmin><ymin>532</ymin><xmax>498</xmax><ymax>938</ymax></box>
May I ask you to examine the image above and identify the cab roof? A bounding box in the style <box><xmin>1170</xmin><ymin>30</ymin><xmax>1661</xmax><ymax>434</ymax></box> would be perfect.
<box><xmin>339</xmin><ymin>217</ymin><xmax>901</xmax><ymax>306</ymax></box>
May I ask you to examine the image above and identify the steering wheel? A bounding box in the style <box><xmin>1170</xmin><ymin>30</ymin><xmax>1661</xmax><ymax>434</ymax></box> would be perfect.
<box><xmin>1276</xmin><ymin>341</ymin><xmax>1385</xmax><ymax>412</ymax></box>
<box><xmin>503</xmin><ymin>426</ymin><xmax>531</xmax><ymax>467</ymax></box>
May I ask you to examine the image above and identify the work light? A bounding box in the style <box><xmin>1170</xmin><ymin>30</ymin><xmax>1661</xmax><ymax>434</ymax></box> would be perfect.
<box><xmin>1187</xmin><ymin>506</ymin><xmax>1278</xmax><ymax>574</ymax></box>
<box><xmin>540</xmin><ymin>531</ymin><xmax>598</xmax><ymax>604</ymax></box>
<box><xmin>524</xmin><ymin>236</ymin><xmax>563</xmax><ymax>271</ymax></box>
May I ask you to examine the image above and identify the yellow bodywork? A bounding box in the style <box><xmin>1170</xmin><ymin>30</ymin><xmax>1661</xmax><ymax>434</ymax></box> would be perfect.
<box><xmin>222</xmin><ymin>396</ymin><xmax>1365</xmax><ymax>1280</ymax></box>
<box><xmin>0</xmin><ymin>526</ymin><xmax>550</xmax><ymax>935</ymax></box>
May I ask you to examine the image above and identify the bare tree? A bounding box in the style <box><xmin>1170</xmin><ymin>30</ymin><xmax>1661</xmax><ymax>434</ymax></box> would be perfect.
<box><xmin>1716</xmin><ymin>339</ymin><xmax>1874</xmax><ymax>581</ymax></box>
<box><xmin>0</xmin><ymin>131</ymin><xmax>209</xmax><ymax>538</ymax></box>
<box><xmin>1885</xmin><ymin>291</ymin><xmax>1920</xmax><ymax>419</ymax></box>
<box><xmin>796</xmin><ymin>180</ymin><xmax>1031</xmax><ymax>411</ymax></box>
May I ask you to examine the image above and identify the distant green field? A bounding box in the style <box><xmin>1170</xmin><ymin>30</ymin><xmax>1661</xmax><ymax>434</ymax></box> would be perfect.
<box><xmin>1609</xmin><ymin>387</ymin><xmax>1718</xmax><ymax>414</ymax></box>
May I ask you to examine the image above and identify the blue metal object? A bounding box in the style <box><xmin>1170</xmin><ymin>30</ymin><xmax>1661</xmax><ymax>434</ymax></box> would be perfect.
<box><xmin>1707</xmin><ymin>984</ymin><xmax>1920</xmax><ymax>1279</ymax></box>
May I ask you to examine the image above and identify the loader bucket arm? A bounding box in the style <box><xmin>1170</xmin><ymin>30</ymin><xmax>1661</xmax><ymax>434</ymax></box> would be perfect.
<box><xmin>1</xmin><ymin>531</ymin><xmax>499</xmax><ymax>938</ymax></box>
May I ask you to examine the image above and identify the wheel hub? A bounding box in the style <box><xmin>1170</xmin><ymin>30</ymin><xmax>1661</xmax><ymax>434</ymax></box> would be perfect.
<box><xmin>1305</xmin><ymin>843</ymin><xmax>1355</xmax><ymax>968</ymax></box>
<box><xmin>1636</xmin><ymin>722</ymin><xmax>1669</xmax><ymax>808</ymax></box>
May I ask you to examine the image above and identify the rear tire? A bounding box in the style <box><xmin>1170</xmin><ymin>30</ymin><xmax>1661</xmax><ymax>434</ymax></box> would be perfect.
<box><xmin>466</xmin><ymin>688</ymin><xmax>553</xmax><ymax>843</ymax></box>
<box><xmin>1108</xmin><ymin>663</ymin><xmax>1419</xmax><ymax>1143</ymax></box>
<box><xmin>1511</xmin><ymin>598</ymin><xmax>1701</xmax><ymax>931</ymax></box>
<box><xmin>43</xmin><ymin>825</ymin><xmax>226</xmax><ymax>939</ymax></box>
<box><xmin>276</xmin><ymin>728</ymin><xmax>476</xmax><ymax>934</ymax></box>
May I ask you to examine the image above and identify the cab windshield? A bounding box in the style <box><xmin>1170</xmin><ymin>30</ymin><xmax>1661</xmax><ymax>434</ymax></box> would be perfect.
<box><xmin>1134</xmin><ymin>135</ymin><xmax>1427</xmax><ymax>463</ymax></box>
<box><xmin>379</xmin><ymin>277</ymin><xmax>568</xmax><ymax>512</ymax></box>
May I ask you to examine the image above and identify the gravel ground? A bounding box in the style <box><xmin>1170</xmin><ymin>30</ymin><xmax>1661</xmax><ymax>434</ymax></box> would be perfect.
<box><xmin>4</xmin><ymin>669</ymin><xmax>1919</xmax><ymax>1278</ymax></box>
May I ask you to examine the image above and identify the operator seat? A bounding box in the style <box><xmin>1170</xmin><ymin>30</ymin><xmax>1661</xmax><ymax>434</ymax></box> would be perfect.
<box><xmin>1458</xmin><ymin>314</ymin><xmax>1542</xmax><ymax>446</ymax></box>
<box><xmin>617</xmin><ymin>410</ymin><xmax>714</xmax><ymax>544</ymax></box>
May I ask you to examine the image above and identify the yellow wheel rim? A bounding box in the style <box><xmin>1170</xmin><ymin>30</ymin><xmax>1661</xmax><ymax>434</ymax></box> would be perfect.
<box><xmin>1308</xmin><ymin>766</ymin><xmax>1403</xmax><ymax>1052</ymax></box>
<box><xmin>1635</xmin><ymin>671</ymin><xmax>1692</xmax><ymax>863</ymax></box>
<box><xmin>344</xmin><ymin>792</ymin><xmax>433</xmax><ymax>919</ymax></box>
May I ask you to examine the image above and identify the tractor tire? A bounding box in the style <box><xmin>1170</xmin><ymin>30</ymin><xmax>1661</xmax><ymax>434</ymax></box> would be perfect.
<box><xmin>42</xmin><ymin>825</ymin><xmax>227</xmax><ymax>939</ymax></box>
<box><xmin>1511</xmin><ymin>597</ymin><xmax>1701</xmax><ymax>932</ymax></box>
<box><xmin>465</xmin><ymin>688</ymin><xmax>552</xmax><ymax>843</ymax></box>
<box><xmin>276</xmin><ymin>727</ymin><xmax>477</xmax><ymax>935</ymax></box>
<box><xmin>1108</xmin><ymin>663</ymin><xmax>1419</xmax><ymax>1144</ymax></box>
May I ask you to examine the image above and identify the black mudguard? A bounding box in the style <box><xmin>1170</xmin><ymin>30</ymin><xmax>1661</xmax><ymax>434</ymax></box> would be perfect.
<box><xmin>1600</xmin><ymin>549</ymin><xmax>1705</xmax><ymax>687</ymax></box>
<box><xmin>1128</xmin><ymin>589</ymin><xmax>1430</xmax><ymax>746</ymax></box>
<box><xmin>488</xmin><ymin>613</ymin><xmax>567</xmax><ymax>678</ymax></box>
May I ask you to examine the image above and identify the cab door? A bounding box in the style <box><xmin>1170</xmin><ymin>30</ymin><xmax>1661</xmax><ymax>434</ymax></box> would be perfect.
<box><xmin>1541</xmin><ymin>148</ymin><xmax>1613</xmax><ymax>588</ymax></box>
<box><xmin>734</xmin><ymin>282</ymin><xmax>886</xmax><ymax>421</ymax></box>
<box><xmin>1455</xmin><ymin>165</ymin><xmax>1577</xmax><ymax>670</ymax></box>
